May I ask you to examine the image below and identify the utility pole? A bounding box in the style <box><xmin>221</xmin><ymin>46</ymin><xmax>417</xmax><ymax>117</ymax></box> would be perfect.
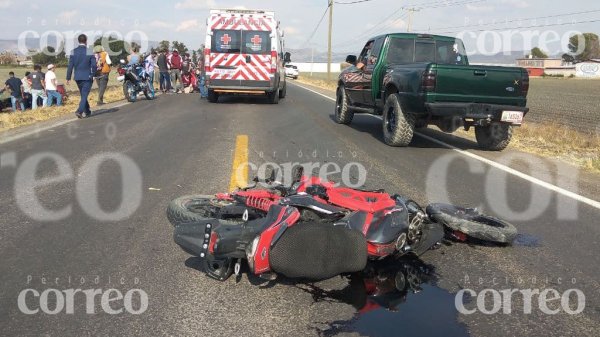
<box><xmin>327</xmin><ymin>0</ymin><xmax>333</xmax><ymax>80</ymax></box>
<box><xmin>406</xmin><ymin>8</ymin><xmax>420</xmax><ymax>33</ymax></box>
<box><xmin>310</xmin><ymin>46</ymin><xmax>314</xmax><ymax>76</ymax></box>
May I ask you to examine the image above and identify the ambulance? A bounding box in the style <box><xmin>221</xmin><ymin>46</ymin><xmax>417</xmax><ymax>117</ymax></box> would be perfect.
<box><xmin>204</xmin><ymin>9</ymin><xmax>290</xmax><ymax>104</ymax></box>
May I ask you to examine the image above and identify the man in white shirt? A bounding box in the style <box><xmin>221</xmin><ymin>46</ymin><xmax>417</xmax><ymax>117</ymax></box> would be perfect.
<box><xmin>45</xmin><ymin>64</ymin><xmax>62</xmax><ymax>106</ymax></box>
<box><xmin>21</xmin><ymin>71</ymin><xmax>32</xmax><ymax>109</ymax></box>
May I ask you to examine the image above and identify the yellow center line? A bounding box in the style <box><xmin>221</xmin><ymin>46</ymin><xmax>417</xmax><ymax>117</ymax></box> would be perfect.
<box><xmin>229</xmin><ymin>135</ymin><xmax>249</xmax><ymax>191</ymax></box>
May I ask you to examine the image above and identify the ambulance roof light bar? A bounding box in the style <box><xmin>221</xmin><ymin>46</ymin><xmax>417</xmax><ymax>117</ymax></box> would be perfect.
<box><xmin>210</xmin><ymin>9</ymin><xmax>275</xmax><ymax>16</ymax></box>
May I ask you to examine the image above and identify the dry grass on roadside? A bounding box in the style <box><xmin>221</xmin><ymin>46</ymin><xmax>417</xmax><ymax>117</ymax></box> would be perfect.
<box><xmin>512</xmin><ymin>123</ymin><xmax>600</xmax><ymax>173</ymax></box>
<box><xmin>0</xmin><ymin>86</ymin><xmax>122</xmax><ymax>132</ymax></box>
<box><xmin>457</xmin><ymin>123</ymin><xmax>600</xmax><ymax>173</ymax></box>
<box><xmin>295</xmin><ymin>74</ymin><xmax>339</xmax><ymax>91</ymax></box>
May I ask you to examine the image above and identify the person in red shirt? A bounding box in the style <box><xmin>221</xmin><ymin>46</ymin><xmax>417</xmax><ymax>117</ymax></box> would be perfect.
<box><xmin>168</xmin><ymin>49</ymin><xmax>183</xmax><ymax>94</ymax></box>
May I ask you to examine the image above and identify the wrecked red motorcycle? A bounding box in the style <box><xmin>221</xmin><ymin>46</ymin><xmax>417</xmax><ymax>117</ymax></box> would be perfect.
<box><xmin>167</xmin><ymin>167</ymin><xmax>516</xmax><ymax>281</ymax></box>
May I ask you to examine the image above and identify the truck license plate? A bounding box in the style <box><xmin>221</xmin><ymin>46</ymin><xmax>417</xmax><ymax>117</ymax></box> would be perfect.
<box><xmin>501</xmin><ymin>111</ymin><xmax>523</xmax><ymax>124</ymax></box>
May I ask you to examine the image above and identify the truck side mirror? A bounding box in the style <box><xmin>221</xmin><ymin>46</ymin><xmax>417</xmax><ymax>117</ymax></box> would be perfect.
<box><xmin>283</xmin><ymin>52</ymin><xmax>291</xmax><ymax>64</ymax></box>
<box><xmin>345</xmin><ymin>55</ymin><xmax>357</xmax><ymax>65</ymax></box>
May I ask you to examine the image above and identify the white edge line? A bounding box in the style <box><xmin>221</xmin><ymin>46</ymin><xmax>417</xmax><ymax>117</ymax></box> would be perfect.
<box><xmin>291</xmin><ymin>81</ymin><xmax>600</xmax><ymax>210</ymax></box>
<box><xmin>0</xmin><ymin>102</ymin><xmax>130</xmax><ymax>145</ymax></box>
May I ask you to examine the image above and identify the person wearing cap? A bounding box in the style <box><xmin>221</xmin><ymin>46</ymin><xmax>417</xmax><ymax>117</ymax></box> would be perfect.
<box><xmin>27</xmin><ymin>64</ymin><xmax>47</xmax><ymax>109</ymax></box>
<box><xmin>94</xmin><ymin>45</ymin><xmax>112</xmax><ymax>105</ymax></box>
<box><xmin>45</xmin><ymin>64</ymin><xmax>62</xmax><ymax>107</ymax></box>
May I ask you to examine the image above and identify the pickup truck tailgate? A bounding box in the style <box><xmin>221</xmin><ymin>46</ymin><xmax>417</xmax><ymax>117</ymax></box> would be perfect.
<box><xmin>431</xmin><ymin>64</ymin><xmax>527</xmax><ymax>106</ymax></box>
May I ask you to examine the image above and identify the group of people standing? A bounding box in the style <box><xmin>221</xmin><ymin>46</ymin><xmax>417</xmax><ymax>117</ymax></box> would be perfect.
<box><xmin>2</xmin><ymin>64</ymin><xmax>64</xmax><ymax>112</ymax></box>
<box><xmin>3</xmin><ymin>34</ymin><xmax>208</xmax><ymax>117</ymax></box>
<box><xmin>148</xmin><ymin>48</ymin><xmax>206</xmax><ymax>96</ymax></box>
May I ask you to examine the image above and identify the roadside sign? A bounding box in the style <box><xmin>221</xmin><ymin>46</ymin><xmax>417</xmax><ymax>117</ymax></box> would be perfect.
<box><xmin>576</xmin><ymin>62</ymin><xmax>600</xmax><ymax>78</ymax></box>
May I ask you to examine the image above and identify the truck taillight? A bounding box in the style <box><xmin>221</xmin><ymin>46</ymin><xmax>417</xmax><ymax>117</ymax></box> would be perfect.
<box><xmin>204</xmin><ymin>48</ymin><xmax>211</xmax><ymax>72</ymax></box>
<box><xmin>208</xmin><ymin>232</ymin><xmax>218</xmax><ymax>254</ymax></box>
<box><xmin>270</xmin><ymin>51</ymin><xmax>277</xmax><ymax>74</ymax></box>
<box><xmin>422</xmin><ymin>70</ymin><xmax>437</xmax><ymax>92</ymax></box>
<box><xmin>521</xmin><ymin>72</ymin><xmax>529</xmax><ymax>96</ymax></box>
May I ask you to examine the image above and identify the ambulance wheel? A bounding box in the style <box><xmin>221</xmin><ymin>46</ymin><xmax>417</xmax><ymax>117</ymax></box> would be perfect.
<box><xmin>268</xmin><ymin>88</ymin><xmax>280</xmax><ymax>104</ymax></box>
<box><xmin>207</xmin><ymin>90</ymin><xmax>219</xmax><ymax>103</ymax></box>
<box><xmin>279</xmin><ymin>81</ymin><xmax>287</xmax><ymax>99</ymax></box>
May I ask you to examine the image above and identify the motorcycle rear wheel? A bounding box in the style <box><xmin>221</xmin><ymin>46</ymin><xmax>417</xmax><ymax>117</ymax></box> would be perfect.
<box><xmin>167</xmin><ymin>195</ymin><xmax>235</xmax><ymax>227</ymax></box>
<box><xmin>426</xmin><ymin>203</ymin><xmax>517</xmax><ymax>244</ymax></box>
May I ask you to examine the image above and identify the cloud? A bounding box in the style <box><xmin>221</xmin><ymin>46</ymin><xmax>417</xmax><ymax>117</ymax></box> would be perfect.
<box><xmin>175</xmin><ymin>0</ymin><xmax>216</xmax><ymax>10</ymax></box>
<box><xmin>285</xmin><ymin>27</ymin><xmax>300</xmax><ymax>36</ymax></box>
<box><xmin>389</xmin><ymin>19</ymin><xmax>407</xmax><ymax>29</ymax></box>
<box><xmin>466</xmin><ymin>4</ymin><xmax>495</xmax><ymax>12</ymax></box>
<box><xmin>30</xmin><ymin>3</ymin><xmax>39</xmax><ymax>10</ymax></box>
<box><xmin>149</xmin><ymin>20</ymin><xmax>173</xmax><ymax>29</ymax></box>
<box><xmin>58</xmin><ymin>10</ymin><xmax>78</xmax><ymax>21</ymax></box>
<box><xmin>0</xmin><ymin>0</ymin><xmax>12</xmax><ymax>8</ymax></box>
<box><xmin>501</xmin><ymin>0</ymin><xmax>530</xmax><ymax>8</ymax></box>
<box><xmin>176</xmin><ymin>19</ymin><xmax>200</xmax><ymax>32</ymax></box>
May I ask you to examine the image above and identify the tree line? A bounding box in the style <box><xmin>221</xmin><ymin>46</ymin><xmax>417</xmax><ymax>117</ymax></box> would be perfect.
<box><xmin>530</xmin><ymin>33</ymin><xmax>600</xmax><ymax>63</ymax></box>
<box><xmin>12</xmin><ymin>38</ymin><xmax>204</xmax><ymax>67</ymax></box>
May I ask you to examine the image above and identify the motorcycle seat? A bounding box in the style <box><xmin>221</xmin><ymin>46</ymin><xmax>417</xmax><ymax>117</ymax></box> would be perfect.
<box><xmin>270</xmin><ymin>222</ymin><xmax>367</xmax><ymax>280</ymax></box>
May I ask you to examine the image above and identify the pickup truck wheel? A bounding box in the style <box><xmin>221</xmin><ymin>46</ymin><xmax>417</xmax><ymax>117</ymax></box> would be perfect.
<box><xmin>335</xmin><ymin>86</ymin><xmax>354</xmax><ymax>124</ymax></box>
<box><xmin>475</xmin><ymin>123</ymin><xmax>513</xmax><ymax>151</ymax></box>
<box><xmin>382</xmin><ymin>93</ymin><xmax>415</xmax><ymax>147</ymax></box>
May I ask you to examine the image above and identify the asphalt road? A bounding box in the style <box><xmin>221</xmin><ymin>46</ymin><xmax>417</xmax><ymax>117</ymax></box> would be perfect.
<box><xmin>0</xmin><ymin>83</ymin><xmax>599</xmax><ymax>337</ymax></box>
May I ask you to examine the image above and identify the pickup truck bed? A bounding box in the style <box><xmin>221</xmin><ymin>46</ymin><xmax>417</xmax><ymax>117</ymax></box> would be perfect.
<box><xmin>336</xmin><ymin>33</ymin><xmax>529</xmax><ymax>151</ymax></box>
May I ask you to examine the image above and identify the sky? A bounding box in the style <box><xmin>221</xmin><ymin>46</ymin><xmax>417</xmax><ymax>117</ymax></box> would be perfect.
<box><xmin>0</xmin><ymin>0</ymin><xmax>599</xmax><ymax>55</ymax></box>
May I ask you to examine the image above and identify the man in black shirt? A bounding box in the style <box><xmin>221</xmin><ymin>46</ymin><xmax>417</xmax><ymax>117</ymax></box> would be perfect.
<box><xmin>157</xmin><ymin>49</ymin><xmax>172</xmax><ymax>93</ymax></box>
<box><xmin>27</xmin><ymin>64</ymin><xmax>47</xmax><ymax>109</ymax></box>
<box><xmin>4</xmin><ymin>72</ymin><xmax>24</xmax><ymax>112</ymax></box>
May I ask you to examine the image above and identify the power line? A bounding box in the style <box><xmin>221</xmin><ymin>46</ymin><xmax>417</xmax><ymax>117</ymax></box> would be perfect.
<box><xmin>301</xmin><ymin>4</ymin><xmax>331</xmax><ymax>47</ymax></box>
<box><xmin>425</xmin><ymin>8</ymin><xmax>600</xmax><ymax>32</ymax></box>
<box><xmin>334</xmin><ymin>0</ymin><xmax>375</xmax><ymax>4</ymax></box>
<box><xmin>333</xmin><ymin>0</ymin><xmax>485</xmax><ymax>47</ymax></box>
<box><xmin>441</xmin><ymin>18</ymin><xmax>600</xmax><ymax>34</ymax></box>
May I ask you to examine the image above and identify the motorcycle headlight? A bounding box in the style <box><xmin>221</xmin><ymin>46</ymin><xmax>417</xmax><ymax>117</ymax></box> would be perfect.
<box><xmin>246</xmin><ymin>236</ymin><xmax>260</xmax><ymax>273</ymax></box>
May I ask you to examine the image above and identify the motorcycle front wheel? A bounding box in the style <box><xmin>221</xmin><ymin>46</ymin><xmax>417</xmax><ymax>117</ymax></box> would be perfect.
<box><xmin>426</xmin><ymin>203</ymin><xmax>518</xmax><ymax>244</ymax></box>
<box><xmin>143</xmin><ymin>80</ymin><xmax>155</xmax><ymax>100</ymax></box>
<box><xmin>123</xmin><ymin>81</ymin><xmax>137</xmax><ymax>102</ymax></box>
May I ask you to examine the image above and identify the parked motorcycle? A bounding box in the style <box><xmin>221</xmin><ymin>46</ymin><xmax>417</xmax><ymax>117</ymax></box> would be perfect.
<box><xmin>116</xmin><ymin>59</ymin><xmax>155</xmax><ymax>102</ymax></box>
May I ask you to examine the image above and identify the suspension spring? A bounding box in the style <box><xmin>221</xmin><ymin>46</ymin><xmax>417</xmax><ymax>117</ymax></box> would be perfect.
<box><xmin>245</xmin><ymin>196</ymin><xmax>277</xmax><ymax>212</ymax></box>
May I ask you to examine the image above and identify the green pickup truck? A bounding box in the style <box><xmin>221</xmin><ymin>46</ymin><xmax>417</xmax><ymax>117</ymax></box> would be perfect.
<box><xmin>336</xmin><ymin>33</ymin><xmax>529</xmax><ymax>151</ymax></box>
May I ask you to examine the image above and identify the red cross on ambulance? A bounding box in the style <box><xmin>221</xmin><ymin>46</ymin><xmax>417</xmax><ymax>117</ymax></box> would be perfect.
<box><xmin>251</xmin><ymin>35</ymin><xmax>262</xmax><ymax>45</ymax></box>
<box><xmin>221</xmin><ymin>34</ymin><xmax>232</xmax><ymax>45</ymax></box>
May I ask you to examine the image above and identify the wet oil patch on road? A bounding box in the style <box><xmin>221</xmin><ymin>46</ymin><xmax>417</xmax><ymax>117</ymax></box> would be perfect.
<box><xmin>302</xmin><ymin>258</ymin><xmax>470</xmax><ymax>337</ymax></box>
<box><xmin>513</xmin><ymin>233</ymin><xmax>542</xmax><ymax>247</ymax></box>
